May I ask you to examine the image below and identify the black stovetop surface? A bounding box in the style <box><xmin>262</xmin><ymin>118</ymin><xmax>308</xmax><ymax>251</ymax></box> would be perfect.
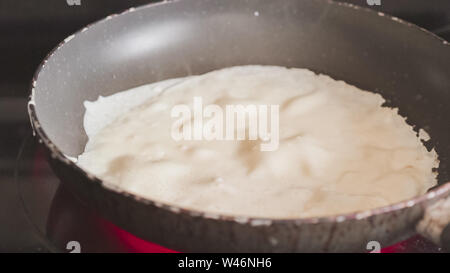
<box><xmin>1</xmin><ymin>0</ymin><xmax>449</xmax><ymax>252</ymax></box>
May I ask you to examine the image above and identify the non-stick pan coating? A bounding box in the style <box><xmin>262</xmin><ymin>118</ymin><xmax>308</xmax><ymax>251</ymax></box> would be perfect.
<box><xmin>29</xmin><ymin>0</ymin><xmax>450</xmax><ymax>252</ymax></box>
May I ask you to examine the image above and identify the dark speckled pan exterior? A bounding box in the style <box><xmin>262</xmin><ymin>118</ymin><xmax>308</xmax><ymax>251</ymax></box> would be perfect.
<box><xmin>28</xmin><ymin>0</ymin><xmax>450</xmax><ymax>252</ymax></box>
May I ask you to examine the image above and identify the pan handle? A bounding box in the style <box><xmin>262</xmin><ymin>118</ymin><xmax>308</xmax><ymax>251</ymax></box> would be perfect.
<box><xmin>416</xmin><ymin>196</ymin><xmax>450</xmax><ymax>251</ymax></box>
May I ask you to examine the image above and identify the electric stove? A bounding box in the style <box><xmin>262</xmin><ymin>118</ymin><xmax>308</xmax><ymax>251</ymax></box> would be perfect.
<box><xmin>9</xmin><ymin>133</ymin><xmax>443</xmax><ymax>253</ymax></box>
<box><xmin>1</xmin><ymin>0</ymin><xmax>450</xmax><ymax>253</ymax></box>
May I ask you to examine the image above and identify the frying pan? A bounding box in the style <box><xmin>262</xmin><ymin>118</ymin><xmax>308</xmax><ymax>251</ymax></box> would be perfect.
<box><xmin>28</xmin><ymin>0</ymin><xmax>450</xmax><ymax>252</ymax></box>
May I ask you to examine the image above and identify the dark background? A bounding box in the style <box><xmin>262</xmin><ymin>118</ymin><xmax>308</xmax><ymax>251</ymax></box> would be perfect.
<box><xmin>0</xmin><ymin>0</ymin><xmax>449</xmax><ymax>252</ymax></box>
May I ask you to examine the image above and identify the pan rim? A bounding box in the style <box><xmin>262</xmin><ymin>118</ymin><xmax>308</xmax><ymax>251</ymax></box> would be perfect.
<box><xmin>28</xmin><ymin>0</ymin><xmax>450</xmax><ymax>227</ymax></box>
